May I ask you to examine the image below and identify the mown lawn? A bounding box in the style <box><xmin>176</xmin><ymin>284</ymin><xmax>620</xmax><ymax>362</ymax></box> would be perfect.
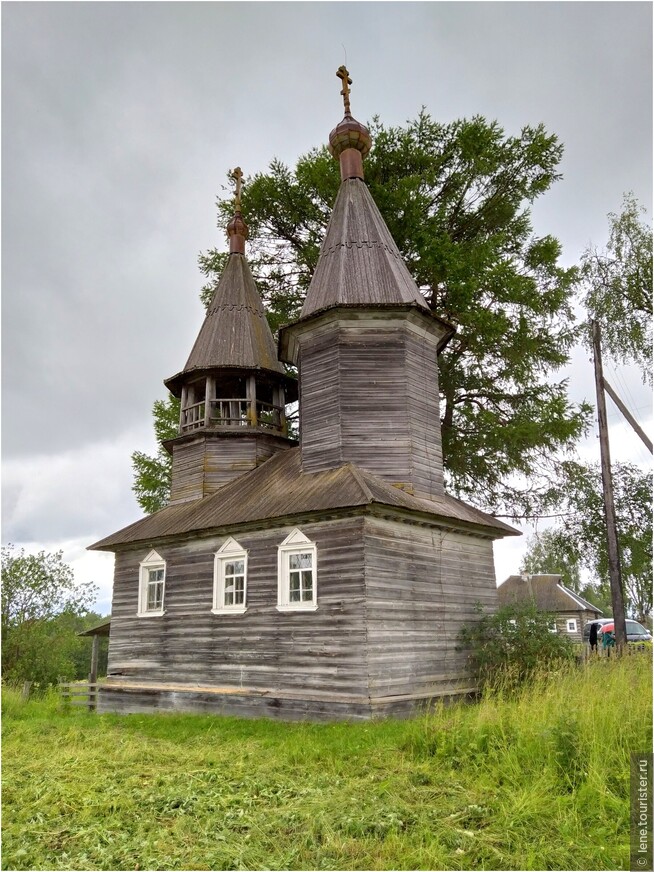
<box><xmin>2</xmin><ymin>654</ymin><xmax>651</xmax><ymax>871</ymax></box>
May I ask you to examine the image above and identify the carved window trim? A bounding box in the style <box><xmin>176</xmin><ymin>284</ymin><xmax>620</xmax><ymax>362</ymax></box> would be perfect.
<box><xmin>277</xmin><ymin>528</ymin><xmax>318</xmax><ymax>612</ymax></box>
<box><xmin>213</xmin><ymin>537</ymin><xmax>248</xmax><ymax>615</ymax></box>
<box><xmin>138</xmin><ymin>549</ymin><xmax>166</xmax><ymax>617</ymax></box>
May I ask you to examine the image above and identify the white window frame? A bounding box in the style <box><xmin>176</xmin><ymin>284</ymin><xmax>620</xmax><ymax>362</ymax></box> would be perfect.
<box><xmin>566</xmin><ymin>618</ymin><xmax>578</xmax><ymax>633</ymax></box>
<box><xmin>277</xmin><ymin>529</ymin><xmax>318</xmax><ymax>612</ymax></box>
<box><xmin>138</xmin><ymin>549</ymin><xmax>166</xmax><ymax>617</ymax></box>
<box><xmin>213</xmin><ymin>537</ymin><xmax>248</xmax><ymax>615</ymax></box>
<box><xmin>548</xmin><ymin>620</ymin><xmax>558</xmax><ymax>633</ymax></box>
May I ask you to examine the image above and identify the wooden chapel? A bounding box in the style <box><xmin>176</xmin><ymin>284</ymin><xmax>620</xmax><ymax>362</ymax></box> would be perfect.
<box><xmin>90</xmin><ymin>68</ymin><xmax>518</xmax><ymax>720</ymax></box>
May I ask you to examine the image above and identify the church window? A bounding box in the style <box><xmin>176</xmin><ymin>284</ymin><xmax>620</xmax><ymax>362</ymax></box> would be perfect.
<box><xmin>138</xmin><ymin>550</ymin><xmax>166</xmax><ymax>616</ymax></box>
<box><xmin>213</xmin><ymin>538</ymin><xmax>248</xmax><ymax>614</ymax></box>
<box><xmin>277</xmin><ymin>529</ymin><xmax>317</xmax><ymax>611</ymax></box>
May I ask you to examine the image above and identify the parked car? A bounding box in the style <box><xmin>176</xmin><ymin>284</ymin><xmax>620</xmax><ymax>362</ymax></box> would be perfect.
<box><xmin>583</xmin><ymin>618</ymin><xmax>652</xmax><ymax>643</ymax></box>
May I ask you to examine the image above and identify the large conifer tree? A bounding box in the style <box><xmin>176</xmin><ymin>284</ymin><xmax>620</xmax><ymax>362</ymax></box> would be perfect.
<box><xmin>134</xmin><ymin>111</ymin><xmax>592</xmax><ymax>517</ymax></box>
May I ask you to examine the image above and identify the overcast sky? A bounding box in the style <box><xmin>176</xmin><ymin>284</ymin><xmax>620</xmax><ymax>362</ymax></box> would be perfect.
<box><xmin>3</xmin><ymin>2</ymin><xmax>652</xmax><ymax>614</ymax></box>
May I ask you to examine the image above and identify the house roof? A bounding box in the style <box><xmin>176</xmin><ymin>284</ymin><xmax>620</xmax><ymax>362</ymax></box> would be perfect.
<box><xmin>557</xmin><ymin>583</ymin><xmax>604</xmax><ymax>614</ymax></box>
<box><xmin>89</xmin><ymin>447</ymin><xmax>519</xmax><ymax>551</ymax></box>
<box><xmin>298</xmin><ymin>178</ymin><xmax>432</xmax><ymax>319</ymax></box>
<box><xmin>497</xmin><ymin>574</ymin><xmax>603</xmax><ymax>615</ymax></box>
<box><xmin>165</xmin><ymin>253</ymin><xmax>285</xmax><ymax>396</ymax></box>
<box><xmin>77</xmin><ymin>617</ymin><xmax>111</xmax><ymax>637</ymax></box>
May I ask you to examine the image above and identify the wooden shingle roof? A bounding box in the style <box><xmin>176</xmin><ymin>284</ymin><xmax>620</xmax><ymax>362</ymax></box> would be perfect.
<box><xmin>165</xmin><ymin>253</ymin><xmax>284</xmax><ymax>396</ymax></box>
<box><xmin>90</xmin><ymin>447</ymin><xmax>518</xmax><ymax>551</ymax></box>
<box><xmin>299</xmin><ymin>179</ymin><xmax>431</xmax><ymax>319</ymax></box>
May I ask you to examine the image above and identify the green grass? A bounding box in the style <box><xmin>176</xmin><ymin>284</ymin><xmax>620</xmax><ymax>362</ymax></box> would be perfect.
<box><xmin>2</xmin><ymin>655</ymin><xmax>651</xmax><ymax>871</ymax></box>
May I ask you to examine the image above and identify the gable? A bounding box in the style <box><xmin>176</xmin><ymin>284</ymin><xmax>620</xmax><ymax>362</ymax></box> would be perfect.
<box><xmin>140</xmin><ymin>549</ymin><xmax>164</xmax><ymax>565</ymax></box>
<box><xmin>216</xmin><ymin>536</ymin><xmax>246</xmax><ymax>555</ymax></box>
<box><xmin>280</xmin><ymin>528</ymin><xmax>312</xmax><ymax>547</ymax></box>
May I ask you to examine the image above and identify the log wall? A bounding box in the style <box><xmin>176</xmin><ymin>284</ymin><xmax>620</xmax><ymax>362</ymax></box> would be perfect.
<box><xmin>363</xmin><ymin>515</ymin><xmax>498</xmax><ymax>700</ymax></box>
<box><xmin>100</xmin><ymin>510</ymin><xmax>499</xmax><ymax>720</ymax></box>
<box><xmin>102</xmin><ymin>517</ymin><xmax>368</xmax><ymax>714</ymax></box>
<box><xmin>553</xmin><ymin>610</ymin><xmax>592</xmax><ymax>644</ymax></box>
<box><xmin>169</xmin><ymin>432</ymin><xmax>292</xmax><ymax>503</ymax></box>
<box><xmin>298</xmin><ymin>316</ymin><xmax>445</xmax><ymax>498</ymax></box>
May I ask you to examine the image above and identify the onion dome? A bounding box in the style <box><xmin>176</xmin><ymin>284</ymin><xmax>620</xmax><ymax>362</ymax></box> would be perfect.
<box><xmin>328</xmin><ymin>66</ymin><xmax>371</xmax><ymax>179</ymax></box>
<box><xmin>328</xmin><ymin>115</ymin><xmax>372</xmax><ymax>159</ymax></box>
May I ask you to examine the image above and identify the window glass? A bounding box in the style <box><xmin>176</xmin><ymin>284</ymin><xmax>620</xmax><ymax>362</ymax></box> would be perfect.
<box><xmin>289</xmin><ymin>552</ymin><xmax>312</xmax><ymax>570</ymax></box>
<box><xmin>289</xmin><ymin>552</ymin><xmax>313</xmax><ymax>603</ymax></box>
<box><xmin>626</xmin><ymin>620</ymin><xmax>648</xmax><ymax>635</ymax></box>
<box><xmin>223</xmin><ymin>560</ymin><xmax>245</xmax><ymax>606</ymax></box>
<box><xmin>147</xmin><ymin>569</ymin><xmax>164</xmax><ymax>610</ymax></box>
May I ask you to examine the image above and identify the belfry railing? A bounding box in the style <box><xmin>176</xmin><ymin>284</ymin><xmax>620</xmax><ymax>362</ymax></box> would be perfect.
<box><xmin>180</xmin><ymin>398</ymin><xmax>283</xmax><ymax>433</ymax></box>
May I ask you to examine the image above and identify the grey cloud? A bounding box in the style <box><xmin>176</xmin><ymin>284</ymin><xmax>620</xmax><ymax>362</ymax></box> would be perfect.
<box><xmin>1</xmin><ymin>430</ymin><xmax>151</xmax><ymax>543</ymax></box>
<box><xmin>2</xmin><ymin>2</ymin><xmax>651</xmax><ymax>606</ymax></box>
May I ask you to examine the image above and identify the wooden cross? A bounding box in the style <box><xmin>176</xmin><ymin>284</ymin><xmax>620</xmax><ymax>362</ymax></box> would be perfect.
<box><xmin>336</xmin><ymin>65</ymin><xmax>352</xmax><ymax>116</ymax></box>
<box><xmin>231</xmin><ymin>166</ymin><xmax>243</xmax><ymax>209</ymax></box>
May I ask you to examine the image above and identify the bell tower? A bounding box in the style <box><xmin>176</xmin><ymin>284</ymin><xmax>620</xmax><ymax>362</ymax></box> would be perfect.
<box><xmin>164</xmin><ymin>168</ymin><xmax>297</xmax><ymax>503</ymax></box>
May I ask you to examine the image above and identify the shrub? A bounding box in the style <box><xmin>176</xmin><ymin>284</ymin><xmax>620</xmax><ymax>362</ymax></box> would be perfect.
<box><xmin>1</xmin><ymin>545</ymin><xmax>102</xmax><ymax>686</ymax></box>
<box><xmin>459</xmin><ymin>601</ymin><xmax>576</xmax><ymax>692</ymax></box>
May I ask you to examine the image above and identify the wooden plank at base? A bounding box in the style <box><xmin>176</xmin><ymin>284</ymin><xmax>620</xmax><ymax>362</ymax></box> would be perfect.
<box><xmin>60</xmin><ymin>690</ymin><xmax>98</xmax><ymax>697</ymax></box>
<box><xmin>59</xmin><ymin>684</ymin><xmax>98</xmax><ymax>691</ymax></box>
<box><xmin>101</xmin><ymin>681</ymin><xmax>474</xmax><ymax>706</ymax></box>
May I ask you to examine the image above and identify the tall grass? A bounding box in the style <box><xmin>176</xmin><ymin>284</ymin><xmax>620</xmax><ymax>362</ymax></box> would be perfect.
<box><xmin>2</xmin><ymin>655</ymin><xmax>651</xmax><ymax>871</ymax></box>
<box><xmin>1</xmin><ymin>684</ymin><xmax>62</xmax><ymax>721</ymax></box>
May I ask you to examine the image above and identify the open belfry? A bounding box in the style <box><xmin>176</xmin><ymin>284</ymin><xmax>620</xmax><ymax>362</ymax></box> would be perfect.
<box><xmin>163</xmin><ymin>165</ymin><xmax>297</xmax><ymax>503</ymax></box>
<box><xmin>91</xmin><ymin>68</ymin><xmax>518</xmax><ymax>720</ymax></box>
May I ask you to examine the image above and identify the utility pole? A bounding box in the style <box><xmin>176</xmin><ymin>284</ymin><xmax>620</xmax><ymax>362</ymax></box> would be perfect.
<box><xmin>591</xmin><ymin>320</ymin><xmax>628</xmax><ymax>651</ymax></box>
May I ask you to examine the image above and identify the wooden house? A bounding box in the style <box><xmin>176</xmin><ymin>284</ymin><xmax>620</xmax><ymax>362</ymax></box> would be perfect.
<box><xmin>497</xmin><ymin>574</ymin><xmax>603</xmax><ymax>643</ymax></box>
<box><xmin>90</xmin><ymin>69</ymin><xmax>518</xmax><ymax>720</ymax></box>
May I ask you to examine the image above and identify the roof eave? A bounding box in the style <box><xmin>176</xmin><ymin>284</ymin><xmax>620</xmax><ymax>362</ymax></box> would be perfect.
<box><xmin>77</xmin><ymin>618</ymin><xmax>112</xmax><ymax>637</ymax></box>
<box><xmin>557</xmin><ymin>583</ymin><xmax>604</xmax><ymax>614</ymax></box>
<box><xmin>161</xmin><ymin>428</ymin><xmax>298</xmax><ymax>457</ymax></box>
<box><xmin>164</xmin><ymin>365</ymin><xmax>297</xmax><ymax>400</ymax></box>
<box><xmin>89</xmin><ymin>495</ymin><xmax>516</xmax><ymax>554</ymax></box>
<box><xmin>278</xmin><ymin>303</ymin><xmax>455</xmax><ymax>365</ymax></box>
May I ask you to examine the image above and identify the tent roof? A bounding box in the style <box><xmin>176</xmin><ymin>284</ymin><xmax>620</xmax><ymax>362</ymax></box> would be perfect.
<box><xmin>165</xmin><ymin>253</ymin><xmax>284</xmax><ymax>396</ymax></box>
<box><xmin>299</xmin><ymin>178</ymin><xmax>431</xmax><ymax>318</ymax></box>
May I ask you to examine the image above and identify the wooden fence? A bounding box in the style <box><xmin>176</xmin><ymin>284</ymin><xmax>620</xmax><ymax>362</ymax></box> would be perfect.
<box><xmin>59</xmin><ymin>682</ymin><xmax>99</xmax><ymax>711</ymax></box>
<box><xmin>580</xmin><ymin>641</ymin><xmax>651</xmax><ymax>661</ymax></box>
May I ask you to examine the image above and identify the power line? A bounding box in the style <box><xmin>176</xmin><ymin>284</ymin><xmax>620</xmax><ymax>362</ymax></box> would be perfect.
<box><xmin>606</xmin><ymin>361</ymin><xmax>651</xmax><ymax>425</ymax></box>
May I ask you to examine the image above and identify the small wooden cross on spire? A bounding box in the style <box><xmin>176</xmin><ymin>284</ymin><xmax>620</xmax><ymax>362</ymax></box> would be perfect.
<box><xmin>231</xmin><ymin>166</ymin><xmax>243</xmax><ymax>210</ymax></box>
<box><xmin>336</xmin><ymin>65</ymin><xmax>352</xmax><ymax>116</ymax></box>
